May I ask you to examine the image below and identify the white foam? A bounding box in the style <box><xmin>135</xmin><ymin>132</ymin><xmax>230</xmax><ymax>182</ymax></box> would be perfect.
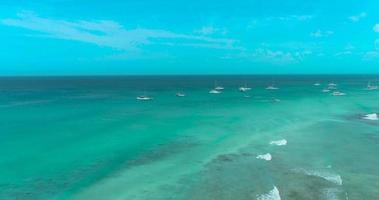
<box><xmin>322</xmin><ymin>188</ymin><xmax>340</xmax><ymax>200</ymax></box>
<box><xmin>257</xmin><ymin>186</ymin><xmax>281</xmax><ymax>200</ymax></box>
<box><xmin>256</xmin><ymin>153</ymin><xmax>272</xmax><ymax>161</ymax></box>
<box><xmin>296</xmin><ymin>169</ymin><xmax>342</xmax><ymax>185</ymax></box>
<box><xmin>270</xmin><ymin>139</ymin><xmax>287</xmax><ymax>146</ymax></box>
<box><xmin>362</xmin><ymin>113</ymin><xmax>378</xmax><ymax>120</ymax></box>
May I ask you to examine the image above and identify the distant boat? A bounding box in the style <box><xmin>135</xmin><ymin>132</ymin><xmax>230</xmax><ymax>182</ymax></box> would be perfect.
<box><xmin>362</xmin><ymin>113</ymin><xmax>378</xmax><ymax>120</ymax></box>
<box><xmin>209</xmin><ymin>89</ymin><xmax>221</xmax><ymax>94</ymax></box>
<box><xmin>176</xmin><ymin>92</ymin><xmax>186</xmax><ymax>97</ymax></box>
<box><xmin>322</xmin><ymin>89</ymin><xmax>331</xmax><ymax>93</ymax></box>
<box><xmin>239</xmin><ymin>85</ymin><xmax>251</xmax><ymax>92</ymax></box>
<box><xmin>213</xmin><ymin>81</ymin><xmax>224</xmax><ymax>90</ymax></box>
<box><xmin>366</xmin><ymin>82</ymin><xmax>378</xmax><ymax>90</ymax></box>
<box><xmin>136</xmin><ymin>96</ymin><xmax>153</xmax><ymax>101</ymax></box>
<box><xmin>266</xmin><ymin>85</ymin><xmax>279</xmax><ymax>90</ymax></box>
<box><xmin>332</xmin><ymin>91</ymin><xmax>346</xmax><ymax>96</ymax></box>
<box><xmin>314</xmin><ymin>83</ymin><xmax>321</xmax><ymax>86</ymax></box>
<box><xmin>327</xmin><ymin>83</ymin><xmax>337</xmax><ymax>90</ymax></box>
<box><xmin>215</xmin><ymin>86</ymin><xmax>224</xmax><ymax>90</ymax></box>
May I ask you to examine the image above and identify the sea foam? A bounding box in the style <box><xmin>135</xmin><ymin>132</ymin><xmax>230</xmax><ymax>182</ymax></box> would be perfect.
<box><xmin>295</xmin><ymin>169</ymin><xmax>343</xmax><ymax>185</ymax></box>
<box><xmin>257</xmin><ymin>186</ymin><xmax>281</xmax><ymax>200</ymax></box>
<box><xmin>270</xmin><ymin>139</ymin><xmax>287</xmax><ymax>146</ymax></box>
<box><xmin>256</xmin><ymin>153</ymin><xmax>272</xmax><ymax>161</ymax></box>
<box><xmin>362</xmin><ymin>113</ymin><xmax>378</xmax><ymax>120</ymax></box>
<box><xmin>322</xmin><ymin>188</ymin><xmax>341</xmax><ymax>200</ymax></box>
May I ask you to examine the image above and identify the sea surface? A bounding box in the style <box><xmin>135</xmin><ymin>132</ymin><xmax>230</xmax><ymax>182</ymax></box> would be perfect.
<box><xmin>1</xmin><ymin>75</ymin><xmax>379</xmax><ymax>200</ymax></box>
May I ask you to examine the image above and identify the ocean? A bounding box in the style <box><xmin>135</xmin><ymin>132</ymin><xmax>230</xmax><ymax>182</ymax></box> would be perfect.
<box><xmin>0</xmin><ymin>75</ymin><xmax>379</xmax><ymax>200</ymax></box>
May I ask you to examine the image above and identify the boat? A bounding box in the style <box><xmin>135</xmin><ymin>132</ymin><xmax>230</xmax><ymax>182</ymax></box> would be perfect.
<box><xmin>266</xmin><ymin>85</ymin><xmax>279</xmax><ymax>90</ymax></box>
<box><xmin>327</xmin><ymin>83</ymin><xmax>337</xmax><ymax>90</ymax></box>
<box><xmin>213</xmin><ymin>81</ymin><xmax>224</xmax><ymax>90</ymax></box>
<box><xmin>362</xmin><ymin>113</ymin><xmax>378</xmax><ymax>120</ymax></box>
<box><xmin>332</xmin><ymin>91</ymin><xmax>346</xmax><ymax>96</ymax></box>
<box><xmin>366</xmin><ymin>82</ymin><xmax>378</xmax><ymax>90</ymax></box>
<box><xmin>209</xmin><ymin>89</ymin><xmax>221</xmax><ymax>94</ymax></box>
<box><xmin>322</xmin><ymin>89</ymin><xmax>330</xmax><ymax>93</ymax></box>
<box><xmin>136</xmin><ymin>96</ymin><xmax>152</xmax><ymax>101</ymax></box>
<box><xmin>367</xmin><ymin>85</ymin><xmax>379</xmax><ymax>90</ymax></box>
<box><xmin>314</xmin><ymin>83</ymin><xmax>321</xmax><ymax>86</ymax></box>
<box><xmin>215</xmin><ymin>86</ymin><xmax>224</xmax><ymax>90</ymax></box>
<box><xmin>176</xmin><ymin>92</ymin><xmax>186</xmax><ymax>97</ymax></box>
<box><xmin>239</xmin><ymin>86</ymin><xmax>252</xmax><ymax>92</ymax></box>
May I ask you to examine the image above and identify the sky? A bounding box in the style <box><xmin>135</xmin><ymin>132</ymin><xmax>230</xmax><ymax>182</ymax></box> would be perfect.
<box><xmin>0</xmin><ymin>0</ymin><xmax>379</xmax><ymax>75</ymax></box>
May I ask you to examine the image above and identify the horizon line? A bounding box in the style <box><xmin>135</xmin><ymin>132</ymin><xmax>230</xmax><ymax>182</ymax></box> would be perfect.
<box><xmin>1</xmin><ymin>73</ymin><xmax>379</xmax><ymax>78</ymax></box>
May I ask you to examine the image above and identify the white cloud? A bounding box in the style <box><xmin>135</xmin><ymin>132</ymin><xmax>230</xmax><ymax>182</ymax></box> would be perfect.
<box><xmin>373</xmin><ymin>24</ymin><xmax>379</xmax><ymax>33</ymax></box>
<box><xmin>294</xmin><ymin>50</ymin><xmax>312</xmax><ymax>59</ymax></box>
<box><xmin>364</xmin><ymin>29</ymin><xmax>379</xmax><ymax>60</ymax></box>
<box><xmin>335</xmin><ymin>44</ymin><xmax>355</xmax><ymax>57</ymax></box>
<box><xmin>349</xmin><ymin>12</ymin><xmax>367</xmax><ymax>22</ymax></box>
<box><xmin>221</xmin><ymin>45</ymin><xmax>312</xmax><ymax>64</ymax></box>
<box><xmin>194</xmin><ymin>26</ymin><xmax>228</xmax><ymax>36</ymax></box>
<box><xmin>295</xmin><ymin>15</ymin><xmax>314</xmax><ymax>21</ymax></box>
<box><xmin>345</xmin><ymin>44</ymin><xmax>355</xmax><ymax>50</ymax></box>
<box><xmin>251</xmin><ymin>48</ymin><xmax>304</xmax><ymax>64</ymax></box>
<box><xmin>195</xmin><ymin>26</ymin><xmax>217</xmax><ymax>35</ymax></box>
<box><xmin>363</xmin><ymin>51</ymin><xmax>379</xmax><ymax>60</ymax></box>
<box><xmin>267</xmin><ymin>15</ymin><xmax>313</xmax><ymax>21</ymax></box>
<box><xmin>1</xmin><ymin>11</ymin><xmax>239</xmax><ymax>51</ymax></box>
<box><xmin>335</xmin><ymin>51</ymin><xmax>352</xmax><ymax>57</ymax></box>
<box><xmin>310</xmin><ymin>30</ymin><xmax>334</xmax><ymax>38</ymax></box>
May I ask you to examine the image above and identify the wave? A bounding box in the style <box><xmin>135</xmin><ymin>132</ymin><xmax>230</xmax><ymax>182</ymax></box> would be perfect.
<box><xmin>257</xmin><ymin>186</ymin><xmax>281</xmax><ymax>200</ymax></box>
<box><xmin>256</xmin><ymin>153</ymin><xmax>272</xmax><ymax>161</ymax></box>
<box><xmin>0</xmin><ymin>100</ymin><xmax>52</xmax><ymax>108</ymax></box>
<box><xmin>323</xmin><ymin>188</ymin><xmax>349</xmax><ymax>200</ymax></box>
<box><xmin>295</xmin><ymin>169</ymin><xmax>343</xmax><ymax>185</ymax></box>
<box><xmin>362</xmin><ymin>113</ymin><xmax>378</xmax><ymax>120</ymax></box>
<box><xmin>270</xmin><ymin>139</ymin><xmax>287</xmax><ymax>146</ymax></box>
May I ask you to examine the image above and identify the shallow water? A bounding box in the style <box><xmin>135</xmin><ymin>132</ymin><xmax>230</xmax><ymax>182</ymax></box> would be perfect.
<box><xmin>0</xmin><ymin>75</ymin><xmax>378</xmax><ymax>200</ymax></box>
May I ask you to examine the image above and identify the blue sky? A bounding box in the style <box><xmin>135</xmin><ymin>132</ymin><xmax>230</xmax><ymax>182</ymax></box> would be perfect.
<box><xmin>0</xmin><ymin>0</ymin><xmax>379</xmax><ymax>75</ymax></box>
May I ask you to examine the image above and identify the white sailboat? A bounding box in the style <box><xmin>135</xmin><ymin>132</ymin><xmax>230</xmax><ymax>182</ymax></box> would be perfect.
<box><xmin>176</xmin><ymin>92</ymin><xmax>186</xmax><ymax>97</ymax></box>
<box><xmin>366</xmin><ymin>82</ymin><xmax>378</xmax><ymax>90</ymax></box>
<box><xmin>239</xmin><ymin>84</ymin><xmax>252</xmax><ymax>92</ymax></box>
<box><xmin>266</xmin><ymin>79</ymin><xmax>279</xmax><ymax>90</ymax></box>
<box><xmin>215</xmin><ymin>86</ymin><xmax>224</xmax><ymax>90</ymax></box>
<box><xmin>266</xmin><ymin>85</ymin><xmax>279</xmax><ymax>90</ymax></box>
<box><xmin>136</xmin><ymin>95</ymin><xmax>153</xmax><ymax>101</ymax></box>
<box><xmin>137</xmin><ymin>91</ymin><xmax>153</xmax><ymax>101</ymax></box>
<box><xmin>332</xmin><ymin>91</ymin><xmax>346</xmax><ymax>96</ymax></box>
<box><xmin>214</xmin><ymin>81</ymin><xmax>224</xmax><ymax>90</ymax></box>
<box><xmin>210</xmin><ymin>81</ymin><xmax>223</xmax><ymax>94</ymax></box>
<box><xmin>322</xmin><ymin>89</ymin><xmax>331</xmax><ymax>93</ymax></box>
<box><xmin>327</xmin><ymin>83</ymin><xmax>337</xmax><ymax>90</ymax></box>
<box><xmin>209</xmin><ymin>89</ymin><xmax>221</xmax><ymax>94</ymax></box>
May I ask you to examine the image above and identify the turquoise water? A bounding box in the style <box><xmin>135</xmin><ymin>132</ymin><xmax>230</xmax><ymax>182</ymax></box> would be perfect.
<box><xmin>1</xmin><ymin>75</ymin><xmax>379</xmax><ymax>200</ymax></box>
